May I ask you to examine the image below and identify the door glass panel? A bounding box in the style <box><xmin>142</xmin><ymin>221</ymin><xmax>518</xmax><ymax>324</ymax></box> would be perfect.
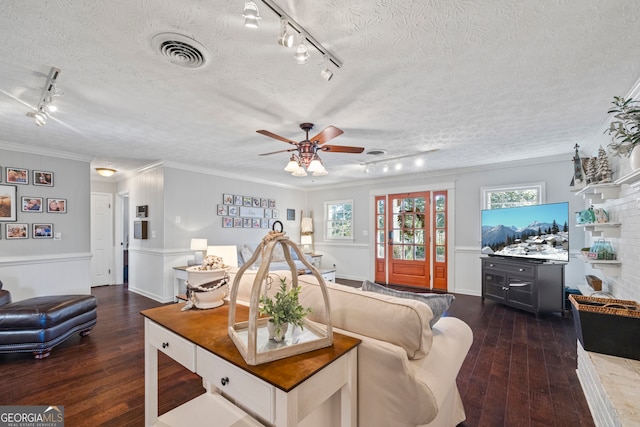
<box><xmin>436</xmin><ymin>246</ymin><xmax>445</xmax><ymax>262</ymax></box>
<box><xmin>377</xmin><ymin>215</ymin><xmax>384</xmax><ymax>229</ymax></box>
<box><xmin>435</xmin><ymin>195</ymin><xmax>445</xmax><ymax>211</ymax></box>
<box><xmin>392</xmin><ymin>199</ymin><xmax>402</xmax><ymax>213</ymax></box>
<box><xmin>415</xmin><ymin>245</ymin><xmax>425</xmax><ymax>260</ymax></box>
<box><xmin>404</xmin><ymin>245</ymin><xmax>414</xmax><ymax>260</ymax></box>
<box><xmin>402</xmin><ymin>198</ymin><xmax>414</xmax><ymax>212</ymax></box>
<box><xmin>392</xmin><ymin>245</ymin><xmax>403</xmax><ymax>259</ymax></box>
<box><xmin>435</xmin><ymin>212</ymin><xmax>445</xmax><ymax>228</ymax></box>
<box><xmin>377</xmin><ymin>230</ymin><xmax>385</xmax><ymax>244</ymax></box>
<box><xmin>403</xmin><ymin>231</ymin><xmax>413</xmax><ymax>244</ymax></box>
<box><xmin>377</xmin><ymin>200</ymin><xmax>385</xmax><ymax>214</ymax></box>
<box><xmin>415</xmin><ymin>229</ymin><xmax>424</xmax><ymax>244</ymax></box>
<box><xmin>415</xmin><ymin>197</ymin><xmax>426</xmax><ymax>212</ymax></box>
<box><xmin>436</xmin><ymin>229</ymin><xmax>445</xmax><ymax>245</ymax></box>
<box><xmin>377</xmin><ymin>244</ymin><xmax>385</xmax><ymax>258</ymax></box>
<box><xmin>416</xmin><ymin>213</ymin><xmax>425</xmax><ymax>229</ymax></box>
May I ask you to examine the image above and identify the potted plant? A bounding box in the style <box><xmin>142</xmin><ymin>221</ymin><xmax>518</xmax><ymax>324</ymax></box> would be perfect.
<box><xmin>259</xmin><ymin>277</ymin><xmax>312</xmax><ymax>342</ymax></box>
<box><xmin>606</xmin><ymin>96</ymin><xmax>640</xmax><ymax>168</ymax></box>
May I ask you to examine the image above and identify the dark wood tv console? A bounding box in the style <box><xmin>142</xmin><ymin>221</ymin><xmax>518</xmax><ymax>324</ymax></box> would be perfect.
<box><xmin>481</xmin><ymin>257</ymin><xmax>565</xmax><ymax>316</ymax></box>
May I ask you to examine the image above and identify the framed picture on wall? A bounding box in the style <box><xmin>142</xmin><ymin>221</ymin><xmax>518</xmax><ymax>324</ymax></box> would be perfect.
<box><xmin>0</xmin><ymin>184</ymin><xmax>17</xmax><ymax>221</ymax></box>
<box><xmin>33</xmin><ymin>170</ymin><xmax>54</xmax><ymax>186</ymax></box>
<box><xmin>32</xmin><ymin>223</ymin><xmax>53</xmax><ymax>239</ymax></box>
<box><xmin>21</xmin><ymin>197</ymin><xmax>43</xmax><ymax>213</ymax></box>
<box><xmin>243</xmin><ymin>218</ymin><xmax>252</xmax><ymax>228</ymax></box>
<box><xmin>269</xmin><ymin>199</ymin><xmax>276</xmax><ymax>208</ymax></box>
<box><xmin>6</xmin><ymin>223</ymin><xmax>27</xmax><ymax>239</ymax></box>
<box><xmin>222</xmin><ymin>217</ymin><xmax>233</xmax><ymax>228</ymax></box>
<box><xmin>223</xmin><ymin>194</ymin><xmax>234</xmax><ymax>205</ymax></box>
<box><xmin>252</xmin><ymin>197</ymin><xmax>260</xmax><ymax>207</ymax></box>
<box><xmin>228</xmin><ymin>206</ymin><xmax>239</xmax><ymax>216</ymax></box>
<box><xmin>217</xmin><ymin>204</ymin><xmax>228</xmax><ymax>215</ymax></box>
<box><xmin>233</xmin><ymin>217</ymin><xmax>243</xmax><ymax>228</ymax></box>
<box><xmin>47</xmin><ymin>198</ymin><xmax>67</xmax><ymax>213</ymax></box>
<box><xmin>261</xmin><ymin>219</ymin><xmax>269</xmax><ymax>228</ymax></box>
<box><xmin>252</xmin><ymin>218</ymin><xmax>261</xmax><ymax>228</ymax></box>
<box><xmin>6</xmin><ymin>167</ymin><xmax>28</xmax><ymax>185</ymax></box>
<box><xmin>234</xmin><ymin>195</ymin><xmax>243</xmax><ymax>206</ymax></box>
<box><xmin>243</xmin><ymin>196</ymin><xmax>252</xmax><ymax>207</ymax></box>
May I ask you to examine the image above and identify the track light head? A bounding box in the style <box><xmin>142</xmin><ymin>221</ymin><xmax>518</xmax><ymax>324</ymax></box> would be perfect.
<box><xmin>242</xmin><ymin>2</ymin><xmax>261</xmax><ymax>28</ymax></box>
<box><xmin>278</xmin><ymin>17</ymin><xmax>295</xmax><ymax>48</ymax></box>
<box><xmin>321</xmin><ymin>68</ymin><xmax>333</xmax><ymax>81</ymax></box>
<box><xmin>294</xmin><ymin>34</ymin><xmax>310</xmax><ymax>64</ymax></box>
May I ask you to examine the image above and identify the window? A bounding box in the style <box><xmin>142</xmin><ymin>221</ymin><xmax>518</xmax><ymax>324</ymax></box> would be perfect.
<box><xmin>481</xmin><ymin>182</ymin><xmax>545</xmax><ymax>210</ymax></box>
<box><xmin>325</xmin><ymin>199</ymin><xmax>353</xmax><ymax>239</ymax></box>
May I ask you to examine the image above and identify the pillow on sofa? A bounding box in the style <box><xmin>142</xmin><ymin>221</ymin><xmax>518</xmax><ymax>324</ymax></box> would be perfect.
<box><xmin>362</xmin><ymin>280</ymin><xmax>454</xmax><ymax>327</ymax></box>
<box><xmin>298</xmin><ymin>276</ymin><xmax>434</xmax><ymax>360</ymax></box>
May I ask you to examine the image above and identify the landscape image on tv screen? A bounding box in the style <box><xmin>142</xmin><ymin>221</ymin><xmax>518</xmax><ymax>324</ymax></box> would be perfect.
<box><xmin>481</xmin><ymin>202</ymin><xmax>569</xmax><ymax>262</ymax></box>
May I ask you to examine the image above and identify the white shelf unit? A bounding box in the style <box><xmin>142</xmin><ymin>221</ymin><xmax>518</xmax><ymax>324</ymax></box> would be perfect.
<box><xmin>581</xmin><ymin>258</ymin><xmax>621</xmax><ymax>276</ymax></box>
<box><xmin>575</xmin><ymin>222</ymin><xmax>621</xmax><ymax>238</ymax></box>
<box><xmin>615</xmin><ymin>168</ymin><xmax>640</xmax><ymax>189</ymax></box>
<box><xmin>575</xmin><ymin>183</ymin><xmax>621</xmax><ymax>203</ymax></box>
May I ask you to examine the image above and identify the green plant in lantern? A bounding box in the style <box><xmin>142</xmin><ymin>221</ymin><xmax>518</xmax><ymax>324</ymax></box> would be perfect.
<box><xmin>259</xmin><ymin>277</ymin><xmax>312</xmax><ymax>341</ymax></box>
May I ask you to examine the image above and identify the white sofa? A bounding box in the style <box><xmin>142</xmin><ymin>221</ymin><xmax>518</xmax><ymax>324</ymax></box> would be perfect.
<box><xmin>237</xmin><ymin>243</ymin><xmax>312</xmax><ymax>271</ymax></box>
<box><xmin>228</xmin><ymin>269</ymin><xmax>473</xmax><ymax>427</ymax></box>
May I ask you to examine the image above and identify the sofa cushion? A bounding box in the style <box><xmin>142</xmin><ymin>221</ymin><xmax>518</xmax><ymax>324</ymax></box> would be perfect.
<box><xmin>228</xmin><ymin>269</ymin><xmax>294</xmax><ymax>304</ymax></box>
<box><xmin>362</xmin><ymin>280</ymin><xmax>454</xmax><ymax>327</ymax></box>
<box><xmin>297</xmin><ymin>276</ymin><xmax>433</xmax><ymax>360</ymax></box>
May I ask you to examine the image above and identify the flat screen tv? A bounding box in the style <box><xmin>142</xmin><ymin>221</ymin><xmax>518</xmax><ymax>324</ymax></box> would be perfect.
<box><xmin>481</xmin><ymin>202</ymin><xmax>569</xmax><ymax>262</ymax></box>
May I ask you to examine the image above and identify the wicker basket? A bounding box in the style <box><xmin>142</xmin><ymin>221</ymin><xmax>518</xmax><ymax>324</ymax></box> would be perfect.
<box><xmin>585</xmin><ymin>275</ymin><xmax>602</xmax><ymax>291</ymax></box>
<box><xmin>569</xmin><ymin>294</ymin><xmax>640</xmax><ymax>360</ymax></box>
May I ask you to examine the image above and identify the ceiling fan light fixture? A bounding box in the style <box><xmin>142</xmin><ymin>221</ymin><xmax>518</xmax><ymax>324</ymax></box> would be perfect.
<box><xmin>242</xmin><ymin>2</ymin><xmax>261</xmax><ymax>28</ymax></box>
<box><xmin>307</xmin><ymin>157</ymin><xmax>323</xmax><ymax>172</ymax></box>
<box><xmin>284</xmin><ymin>155</ymin><xmax>299</xmax><ymax>172</ymax></box>
<box><xmin>292</xmin><ymin>164</ymin><xmax>308</xmax><ymax>177</ymax></box>
<box><xmin>312</xmin><ymin>165</ymin><xmax>328</xmax><ymax>176</ymax></box>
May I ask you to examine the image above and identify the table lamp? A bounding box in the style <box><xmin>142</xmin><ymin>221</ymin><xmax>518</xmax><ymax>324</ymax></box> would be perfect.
<box><xmin>300</xmin><ymin>235</ymin><xmax>313</xmax><ymax>254</ymax></box>
<box><xmin>190</xmin><ymin>238</ymin><xmax>208</xmax><ymax>265</ymax></box>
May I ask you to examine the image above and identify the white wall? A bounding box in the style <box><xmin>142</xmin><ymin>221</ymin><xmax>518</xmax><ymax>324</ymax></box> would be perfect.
<box><xmin>120</xmin><ymin>164</ymin><xmax>309</xmax><ymax>302</ymax></box>
<box><xmin>0</xmin><ymin>148</ymin><xmax>92</xmax><ymax>300</ymax></box>
<box><xmin>307</xmin><ymin>155</ymin><xmax>585</xmax><ymax>296</ymax></box>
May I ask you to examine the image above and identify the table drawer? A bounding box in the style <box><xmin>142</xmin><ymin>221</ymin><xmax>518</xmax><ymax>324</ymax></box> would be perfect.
<box><xmin>196</xmin><ymin>347</ymin><xmax>273</xmax><ymax>422</ymax></box>
<box><xmin>483</xmin><ymin>260</ymin><xmax>535</xmax><ymax>278</ymax></box>
<box><xmin>148</xmin><ymin>321</ymin><xmax>196</xmax><ymax>371</ymax></box>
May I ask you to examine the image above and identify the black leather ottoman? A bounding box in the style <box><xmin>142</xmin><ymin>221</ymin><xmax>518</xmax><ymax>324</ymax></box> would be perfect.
<box><xmin>0</xmin><ymin>290</ymin><xmax>97</xmax><ymax>359</ymax></box>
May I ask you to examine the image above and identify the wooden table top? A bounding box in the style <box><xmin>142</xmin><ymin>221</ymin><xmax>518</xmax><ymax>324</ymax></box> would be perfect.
<box><xmin>141</xmin><ymin>303</ymin><xmax>360</xmax><ymax>392</ymax></box>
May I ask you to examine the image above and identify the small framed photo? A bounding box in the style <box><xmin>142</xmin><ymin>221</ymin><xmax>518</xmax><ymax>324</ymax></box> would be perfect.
<box><xmin>261</xmin><ymin>219</ymin><xmax>270</xmax><ymax>228</ymax></box>
<box><xmin>233</xmin><ymin>217</ymin><xmax>243</xmax><ymax>228</ymax></box>
<box><xmin>260</xmin><ymin>198</ymin><xmax>268</xmax><ymax>208</ymax></box>
<box><xmin>228</xmin><ymin>206</ymin><xmax>239</xmax><ymax>216</ymax></box>
<box><xmin>47</xmin><ymin>198</ymin><xmax>67</xmax><ymax>213</ymax></box>
<box><xmin>223</xmin><ymin>194</ymin><xmax>234</xmax><ymax>205</ymax></box>
<box><xmin>287</xmin><ymin>209</ymin><xmax>295</xmax><ymax>221</ymax></box>
<box><xmin>6</xmin><ymin>167</ymin><xmax>28</xmax><ymax>185</ymax></box>
<box><xmin>21</xmin><ymin>197</ymin><xmax>43</xmax><ymax>213</ymax></box>
<box><xmin>252</xmin><ymin>218</ymin><xmax>261</xmax><ymax>228</ymax></box>
<box><xmin>234</xmin><ymin>195</ymin><xmax>243</xmax><ymax>206</ymax></box>
<box><xmin>32</xmin><ymin>223</ymin><xmax>53</xmax><ymax>239</ymax></box>
<box><xmin>269</xmin><ymin>199</ymin><xmax>276</xmax><ymax>208</ymax></box>
<box><xmin>243</xmin><ymin>218</ymin><xmax>252</xmax><ymax>228</ymax></box>
<box><xmin>222</xmin><ymin>217</ymin><xmax>233</xmax><ymax>228</ymax></box>
<box><xmin>243</xmin><ymin>196</ymin><xmax>252</xmax><ymax>207</ymax></box>
<box><xmin>217</xmin><ymin>204</ymin><xmax>228</xmax><ymax>215</ymax></box>
<box><xmin>6</xmin><ymin>223</ymin><xmax>28</xmax><ymax>239</ymax></box>
<box><xmin>0</xmin><ymin>185</ymin><xmax>18</xmax><ymax>221</ymax></box>
<box><xmin>272</xmin><ymin>209</ymin><xmax>279</xmax><ymax>219</ymax></box>
<box><xmin>264</xmin><ymin>209</ymin><xmax>272</xmax><ymax>219</ymax></box>
<box><xmin>33</xmin><ymin>170</ymin><xmax>54</xmax><ymax>187</ymax></box>
<box><xmin>252</xmin><ymin>197</ymin><xmax>260</xmax><ymax>207</ymax></box>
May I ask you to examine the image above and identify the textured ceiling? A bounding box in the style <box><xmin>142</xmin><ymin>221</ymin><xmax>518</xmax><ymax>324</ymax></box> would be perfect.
<box><xmin>1</xmin><ymin>0</ymin><xmax>639</xmax><ymax>187</ymax></box>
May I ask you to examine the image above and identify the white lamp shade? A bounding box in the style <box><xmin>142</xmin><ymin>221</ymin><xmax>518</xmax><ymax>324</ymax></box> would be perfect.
<box><xmin>301</xmin><ymin>217</ymin><xmax>313</xmax><ymax>233</ymax></box>
<box><xmin>300</xmin><ymin>235</ymin><xmax>313</xmax><ymax>245</ymax></box>
<box><xmin>292</xmin><ymin>166</ymin><xmax>307</xmax><ymax>177</ymax></box>
<box><xmin>284</xmin><ymin>159</ymin><xmax>298</xmax><ymax>172</ymax></box>
<box><xmin>190</xmin><ymin>238</ymin><xmax>208</xmax><ymax>251</ymax></box>
<box><xmin>307</xmin><ymin>159</ymin><xmax>322</xmax><ymax>172</ymax></box>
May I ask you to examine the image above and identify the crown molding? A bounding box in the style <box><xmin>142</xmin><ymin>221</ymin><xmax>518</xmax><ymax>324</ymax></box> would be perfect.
<box><xmin>0</xmin><ymin>140</ymin><xmax>94</xmax><ymax>162</ymax></box>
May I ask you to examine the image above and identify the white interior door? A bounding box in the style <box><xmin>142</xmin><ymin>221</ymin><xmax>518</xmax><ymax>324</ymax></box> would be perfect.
<box><xmin>91</xmin><ymin>192</ymin><xmax>113</xmax><ymax>286</ymax></box>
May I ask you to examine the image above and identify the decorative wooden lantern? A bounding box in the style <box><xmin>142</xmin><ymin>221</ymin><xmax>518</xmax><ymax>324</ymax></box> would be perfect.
<box><xmin>228</xmin><ymin>231</ymin><xmax>333</xmax><ymax>365</ymax></box>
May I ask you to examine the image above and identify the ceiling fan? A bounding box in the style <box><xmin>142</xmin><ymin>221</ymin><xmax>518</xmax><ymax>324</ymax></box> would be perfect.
<box><xmin>257</xmin><ymin>123</ymin><xmax>365</xmax><ymax>176</ymax></box>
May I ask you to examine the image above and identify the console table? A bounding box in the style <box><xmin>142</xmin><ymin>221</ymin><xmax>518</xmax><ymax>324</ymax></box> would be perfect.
<box><xmin>142</xmin><ymin>303</ymin><xmax>360</xmax><ymax>427</ymax></box>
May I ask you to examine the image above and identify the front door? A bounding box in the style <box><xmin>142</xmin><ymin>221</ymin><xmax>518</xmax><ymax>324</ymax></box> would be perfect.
<box><xmin>374</xmin><ymin>190</ymin><xmax>448</xmax><ymax>290</ymax></box>
<box><xmin>388</xmin><ymin>192</ymin><xmax>430</xmax><ymax>287</ymax></box>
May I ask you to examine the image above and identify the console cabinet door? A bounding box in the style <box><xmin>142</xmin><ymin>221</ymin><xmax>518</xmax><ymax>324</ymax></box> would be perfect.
<box><xmin>483</xmin><ymin>270</ymin><xmax>507</xmax><ymax>302</ymax></box>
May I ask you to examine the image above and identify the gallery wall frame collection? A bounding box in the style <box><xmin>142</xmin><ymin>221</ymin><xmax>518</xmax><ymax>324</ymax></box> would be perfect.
<box><xmin>0</xmin><ymin>166</ymin><xmax>64</xmax><ymax>240</ymax></box>
<box><xmin>218</xmin><ymin>193</ymin><xmax>280</xmax><ymax>228</ymax></box>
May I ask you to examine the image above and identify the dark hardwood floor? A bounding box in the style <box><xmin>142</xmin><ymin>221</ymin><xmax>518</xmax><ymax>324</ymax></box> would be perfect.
<box><xmin>0</xmin><ymin>284</ymin><xmax>594</xmax><ymax>426</ymax></box>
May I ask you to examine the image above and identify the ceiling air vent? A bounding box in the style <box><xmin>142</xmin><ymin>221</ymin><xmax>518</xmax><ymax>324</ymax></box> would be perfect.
<box><xmin>151</xmin><ymin>33</ymin><xmax>210</xmax><ymax>69</ymax></box>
